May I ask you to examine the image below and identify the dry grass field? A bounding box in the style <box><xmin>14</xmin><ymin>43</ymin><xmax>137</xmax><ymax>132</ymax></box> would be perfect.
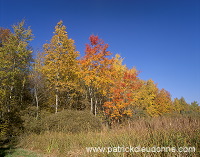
<box><xmin>17</xmin><ymin>116</ymin><xmax>200</xmax><ymax>157</ymax></box>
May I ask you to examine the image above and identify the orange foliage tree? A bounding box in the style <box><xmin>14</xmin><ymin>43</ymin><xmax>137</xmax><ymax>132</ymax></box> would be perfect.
<box><xmin>79</xmin><ymin>35</ymin><xmax>113</xmax><ymax>115</ymax></box>
<box><xmin>103</xmin><ymin>66</ymin><xmax>142</xmax><ymax>123</ymax></box>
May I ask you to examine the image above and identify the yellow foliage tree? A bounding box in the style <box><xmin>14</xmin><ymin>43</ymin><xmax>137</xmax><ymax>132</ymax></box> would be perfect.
<box><xmin>37</xmin><ymin>21</ymin><xmax>79</xmax><ymax>113</ymax></box>
<box><xmin>147</xmin><ymin>88</ymin><xmax>173</xmax><ymax>117</ymax></box>
<box><xmin>137</xmin><ymin>79</ymin><xmax>158</xmax><ymax>110</ymax></box>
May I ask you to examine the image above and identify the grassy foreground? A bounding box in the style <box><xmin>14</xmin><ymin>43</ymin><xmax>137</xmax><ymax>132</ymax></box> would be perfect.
<box><xmin>0</xmin><ymin>148</ymin><xmax>42</xmax><ymax>157</ymax></box>
<box><xmin>17</xmin><ymin>116</ymin><xmax>199</xmax><ymax>157</ymax></box>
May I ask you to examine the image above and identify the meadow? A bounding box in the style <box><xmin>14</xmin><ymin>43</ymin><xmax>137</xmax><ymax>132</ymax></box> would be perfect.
<box><xmin>14</xmin><ymin>116</ymin><xmax>199</xmax><ymax>157</ymax></box>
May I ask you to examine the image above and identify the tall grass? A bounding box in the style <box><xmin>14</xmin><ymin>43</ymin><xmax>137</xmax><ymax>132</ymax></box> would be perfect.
<box><xmin>18</xmin><ymin>116</ymin><xmax>200</xmax><ymax>157</ymax></box>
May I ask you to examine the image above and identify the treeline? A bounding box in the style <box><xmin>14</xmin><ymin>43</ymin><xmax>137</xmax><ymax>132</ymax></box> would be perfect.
<box><xmin>0</xmin><ymin>20</ymin><xmax>199</xmax><ymax>137</ymax></box>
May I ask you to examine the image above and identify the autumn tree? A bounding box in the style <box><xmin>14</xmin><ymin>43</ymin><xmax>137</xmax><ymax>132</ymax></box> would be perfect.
<box><xmin>0</xmin><ymin>28</ymin><xmax>11</xmax><ymax>47</ymax></box>
<box><xmin>134</xmin><ymin>79</ymin><xmax>173</xmax><ymax>117</ymax></box>
<box><xmin>173</xmin><ymin>97</ymin><xmax>190</xmax><ymax>114</ymax></box>
<box><xmin>29</xmin><ymin>59</ymin><xmax>49</xmax><ymax>119</ymax></box>
<box><xmin>190</xmin><ymin>101</ymin><xmax>200</xmax><ymax>113</ymax></box>
<box><xmin>137</xmin><ymin>79</ymin><xmax>158</xmax><ymax>111</ymax></box>
<box><xmin>155</xmin><ymin>89</ymin><xmax>173</xmax><ymax>115</ymax></box>
<box><xmin>179</xmin><ymin>97</ymin><xmax>190</xmax><ymax>114</ymax></box>
<box><xmin>80</xmin><ymin>35</ymin><xmax>113</xmax><ymax>115</ymax></box>
<box><xmin>0</xmin><ymin>21</ymin><xmax>33</xmax><ymax>112</ymax></box>
<box><xmin>103</xmin><ymin>59</ymin><xmax>142</xmax><ymax>123</ymax></box>
<box><xmin>0</xmin><ymin>21</ymin><xmax>33</xmax><ymax>137</ymax></box>
<box><xmin>110</xmin><ymin>54</ymin><xmax>127</xmax><ymax>81</ymax></box>
<box><xmin>37</xmin><ymin>21</ymin><xmax>79</xmax><ymax>113</ymax></box>
<box><xmin>172</xmin><ymin>97</ymin><xmax>189</xmax><ymax>114</ymax></box>
<box><xmin>146</xmin><ymin>88</ymin><xmax>173</xmax><ymax>117</ymax></box>
<box><xmin>173</xmin><ymin>98</ymin><xmax>182</xmax><ymax>113</ymax></box>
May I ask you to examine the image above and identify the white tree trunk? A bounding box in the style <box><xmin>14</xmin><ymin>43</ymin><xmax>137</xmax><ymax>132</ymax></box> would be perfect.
<box><xmin>55</xmin><ymin>89</ymin><xmax>58</xmax><ymax>113</ymax></box>
<box><xmin>90</xmin><ymin>97</ymin><xmax>93</xmax><ymax>114</ymax></box>
<box><xmin>34</xmin><ymin>88</ymin><xmax>39</xmax><ymax>119</ymax></box>
<box><xmin>94</xmin><ymin>99</ymin><xmax>97</xmax><ymax>116</ymax></box>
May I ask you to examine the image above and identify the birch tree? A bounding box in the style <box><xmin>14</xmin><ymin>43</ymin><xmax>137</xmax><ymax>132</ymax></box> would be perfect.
<box><xmin>0</xmin><ymin>21</ymin><xmax>33</xmax><ymax>136</ymax></box>
<box><xmin>38</xmin><ymin>21</ymin><xmax>79</xmax><ymax>113</ymax></box>
<box><xmin>80</xmin><ymin>35</ymin><xmax>113</xmax><ymax>115</ymax></box>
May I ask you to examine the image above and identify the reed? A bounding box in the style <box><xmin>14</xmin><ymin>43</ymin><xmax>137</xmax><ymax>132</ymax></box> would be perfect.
<box><xmin>18</xmin><ymin>116</ymin><xmax>200</xmax><ymax>157</ymax></box>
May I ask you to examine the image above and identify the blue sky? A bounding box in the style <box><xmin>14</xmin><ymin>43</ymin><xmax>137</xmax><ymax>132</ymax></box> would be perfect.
<box><xmin>1</xmin><ymin>0</ymin><xmax>200</xmax><ymax>103</ymax></box>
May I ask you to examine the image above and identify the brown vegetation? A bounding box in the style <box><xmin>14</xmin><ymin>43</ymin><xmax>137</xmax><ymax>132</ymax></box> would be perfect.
<box><xmin>18</xmin><ymin>116</ymin><xmax>200</xmax><ymax>157</ymax></box>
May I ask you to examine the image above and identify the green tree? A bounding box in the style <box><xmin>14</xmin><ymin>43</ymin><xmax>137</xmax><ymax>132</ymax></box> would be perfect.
<box><xmin>179</xmin><ymin>97</ymin><xmax>189</xmax><ymax>114</ymax></box>
<box><xmin>0</xmin><ymin>20</ymin><xmax>33</xmax><ymax>112</ymax></box>
<box><xmin>0</xmin><ymin>20</ymin><xmax>33</xmax><ymax>137</ymax></box>
<box><xmin>190</xmin><ymin>101</ymin><xmax>199</xmax><ymax>113</ymax></box>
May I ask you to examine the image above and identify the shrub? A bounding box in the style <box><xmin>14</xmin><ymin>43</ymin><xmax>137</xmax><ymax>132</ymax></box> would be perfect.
<box><xmin>23</xmin><ymin>110</ymin><xmax>102</xmax><ymax>134</ymax></box>
<box><xmin>1</xmin><ymin>110</ymin><xmax>24</xmax><ymax>139</ymax></box>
